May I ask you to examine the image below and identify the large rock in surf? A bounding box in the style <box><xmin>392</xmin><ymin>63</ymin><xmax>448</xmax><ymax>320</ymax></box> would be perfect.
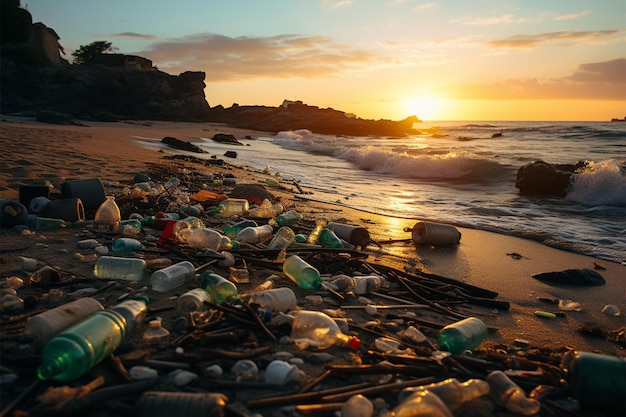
<box><xmin>515</xmin><ymin>160</ymin><xmax>587</xmax><ymax>197</ymax></box>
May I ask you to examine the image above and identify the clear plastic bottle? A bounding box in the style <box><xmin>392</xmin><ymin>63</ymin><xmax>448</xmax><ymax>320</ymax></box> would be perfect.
<box><xmin>307</xmin><ymin>217</ymin><xmax>329</xmax><ymax>244</ymax></box>
<box><xmin>94</xmin><ymin>196</ymin><xmax>121</xmax><ymax>232</ymax></box>
<box><xmin>223</xmin><ymin>220</ymin><xmax>258</xmax><ymax>237</ymax></box>
<box><xmin>143</xmin><ymin>320</ymin><xmax>170</xmax><ymax>347</ymax></box>
<box><xmin>235</xmin><ymin>224</ymin><xmax>273</xmax><ymax>244</ymax></box>
<box><xmin>199</xmin><ymin>271</ymin><xmax>239</xmax><ymax>304</ymax></box>
<box><xmin>290</xmin><ymin>310</ymin><xmax>360</xmax><ymax>350</ymax></box>
<box><xmin>246</xmin><ymin>198</ymin><xmax>276</xmax><ymax>218</ymax></box>
<box><xmin>93</xmin><ymin>256</ymin><xmax>147</xmax><ymax>281</ymax></box>
<box><xmin>319</xmin><ymin>228</ymin><xmax>344</xmax><ymax>248</ymax></box>
<box><xmin>247</xmin><ymin>287</ymin><xmax>297</xmax><ymax>313</ymax></box>
<box><xmin>437</xmin><ymin>317</ymin><xmax>488</xmax><ymax>355</ymax></box>
<box><xmin>37</xmin><ymin>297</ymin><xmax>148</xmax><ymax>382</ymax></box>
<box><xmin>267</xmin><ymin>226</ymin><xmax>295</xmax><ymax>249</ymax></box>
<box><xmin>398</xmin><ymin>378</ymin><xmax>490</xmax><ymax>411</ymax></box>
<box><xmin>391</xmin><ymin>390</ymin><xmax>454</xmax><ymax>417</ymax></box>
<box><xmin>217</xmin><ymin>198</ymin><xmax>249</xmax><ymax>216</ymax></box>
<box><xmin>175</xmin><ymin>288</ymin><xmax>212</xmax><ymax>315</ymax></box>
<box><xmin>560</xmin><ymin>351</ymin><xmax>626</xmax><ymax>414</ymax></box>
<box><xmin>486</xmin><ymin>370</ymin><xmax>541</xmax><ymax>415</ymax></box>
<box><xmin>177</xmin><ymin>227</ymin><xmax>222</xmax><ymax>250</ymax></box>
<box><xmin>150</xmin><ymin>261</ymin><xmax>196</xmax><ymax>292</ymax></box>
<box><xmin>283</xmin><ymin>255</ymin><xmax>322</xmax><ymax>289</ymax></box>
<box><xmin>24</xmin><ymin>297</ymin><xmax>104</xmax><ymax>348</ymax></box>
<box><xmin>111</xmin><ymin>237</ymin><xmax>143</xmax><ymax>253</ymax></box>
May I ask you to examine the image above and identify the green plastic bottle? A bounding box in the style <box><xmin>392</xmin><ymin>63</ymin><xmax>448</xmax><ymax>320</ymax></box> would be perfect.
<box><xmin>283</xmin><ymin>255</ymin><xmax>322</xmax><ymax>289</ymax></box>
<box><xmin>438</xmin><ymin>317</ymin><xmax>488</xmax><ymax>355</ymax></box>
<box><xmin>199</xmin><ymin>271</ymin><xmax>240</xmax><ymax>304</ymax></box>
<box><xmin>37</xmin><ymin>297</ymin><xmax>149</xmax><ymax>382</ymax></box>
<box><xmin>319</xmin><ymin>228</ymin><xmax>344</xmax><ymax>248</ymax></box>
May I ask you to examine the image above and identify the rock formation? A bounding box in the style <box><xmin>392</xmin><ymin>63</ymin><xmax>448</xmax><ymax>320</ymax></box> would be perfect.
<box><xmin>515</xmin><ymin>160</ymin><xmax>588</xmax><ymax>197</ymax></box>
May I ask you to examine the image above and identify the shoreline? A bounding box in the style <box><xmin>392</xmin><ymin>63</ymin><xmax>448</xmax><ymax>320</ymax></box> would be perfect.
<box><xmin>1</xmin><ymin>116</ymin><xmax>624</xmax><ymax>356</ymax></box>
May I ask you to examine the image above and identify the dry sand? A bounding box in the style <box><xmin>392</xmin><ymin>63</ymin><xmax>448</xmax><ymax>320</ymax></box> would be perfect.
<box><xmin>1</xmin><ymin>115</ymin><xmax>624</xmax><ymax>360</ymax></box>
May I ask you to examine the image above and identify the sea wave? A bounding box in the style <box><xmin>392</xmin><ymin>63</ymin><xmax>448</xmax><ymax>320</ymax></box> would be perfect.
<box><xmin>273</xmin><ymin>129</ymin><xmax>505</xmax><ymax>181</ymax></box>
<box><xmin>567</xmin><ymin>159</ymin><xmax>626</xmax><ymax>206</ymax></box>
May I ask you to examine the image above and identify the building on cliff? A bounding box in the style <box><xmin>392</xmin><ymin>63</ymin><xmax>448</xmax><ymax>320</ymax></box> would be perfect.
<box><xmin>30</xmin><ymin>22</ymin><xmax>63</xmax><ymax>65</ymax></box>
<box><xmin>91</xmin><ymin>53</ymin><xmax>154</xmax><ymax>71</ymax></box>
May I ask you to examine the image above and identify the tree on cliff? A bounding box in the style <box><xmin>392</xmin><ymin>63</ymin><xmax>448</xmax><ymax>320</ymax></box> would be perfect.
<box><xmin>71</xmin><ymin>40</ymin><xmax>115</xmax><ymax>64</ymax></box>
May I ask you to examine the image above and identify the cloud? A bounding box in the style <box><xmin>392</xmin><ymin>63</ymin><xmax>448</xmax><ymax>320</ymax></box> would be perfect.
<box><xmin>322</xmin><ymin>0</ymin><xmax>352</xmax><ymax>9</ymax></box>
<box><xmin>451</xmin><ymin>14</ymin><xmax>514</xmax><ymax>25</ymax></box>
<box><xmin>412</xmin><ymin>3</ymin><xmax>436</xmax><ymax>13</ymax></box>
<box><xmin>139</xmin><ymin>33</ymin><xmax>379</xmax><ymax>80</ymax></box>
<box><xmin>486</xmin><ymin>30</ymin><xmax>625</xmax><ymax>49</ymax></box>
<box><xmin>94</xmin><ymin>32</ymin><xmax>157</xmax><ymax>40</ymax></box>
<box><xmin>554</xmin><ymin>10</ymin><xmax>590</xmax><ymax>21</ymax></box>
<box><xmin>452</xmin><ymin>58</ymin><xmax>626</xmax><ymax>100</ymax></box>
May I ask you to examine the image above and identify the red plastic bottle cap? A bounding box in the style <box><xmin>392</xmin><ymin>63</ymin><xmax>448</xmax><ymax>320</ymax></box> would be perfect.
<box><xmin>347</xmin><ymin>336</ymin><xmax>361</xmax><ymax>350</ymax></box>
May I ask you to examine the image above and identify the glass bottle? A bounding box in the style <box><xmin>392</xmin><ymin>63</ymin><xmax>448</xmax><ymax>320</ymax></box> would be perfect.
<box><xmin>283</xmin><ymin>255</ymin><xmax>322</xmax><ymax>289</ymax></box>
<box><xmin>111</xmin><ymin>237</ymin><xmax>143</xmax><ymax>253</ymax></box>
<box><xmin>199</xmin><ymin>271</ymin><xmax>239</xmax><ymax>304</ymax></box>
<box><xmin>486</xmin><ymin>370</ymin><xmax>541</xmax><ymax>416</ymax></box>
<box><xmin>560</xmin><ymin>351</ymin><xmax>626</xmax><ymax>413</ymax></box>
<box><xmin>93</xmin><ymin>256</ymin><xmax>147</xmax><ymax>281</ymax></box>
<box><xmin>24</xmin><ymin>297</ymin><xmax>104</xmax><ymax>348</ymax></box>
<box><xmin>175</xmin><ymin>288</ymin><xmax>212</xmax><ymax>315</ymax></box>
<box><xmin>290</xmin><ymin>310</ymin><xmax>360</xmax><ymax>350</ymax></box>
<box><xmin>399</xmin><ymin>378</ymin><xmax>490</xmax><ymax>411</ymax></box>
<box><xmin>223</xmin><ymin>220</ymin><xmax>258</xmax><ymax>237</ymax></box>
<box><xmin>235</xmin><ymin>224</ymin><xmax>273</xmax><ymax>244</ymax></box>
<box><xmin>94</xmin><ymin>196</ymin><xmax>121</xmax><ymax>232</ymax></box>
<box><xmin>319</xmin><ymin>228</ymin><xmax>344</xmax><ymax>248</ymax></box>
<box><xmin>143</xmin><ymin>320</ymin><xmax>170</xmax><ymax>347</ymax></box>
<box><xmin>437</xmin><ymin>317</ymin><xmax>488</xmax><ymax>355</ymax></box>
<box><xmin>267</xmin><ymin>226</ymin><xmax>295</xmax><ymax>250</ymax></box>
<box><xmin>150</xmin><ymin>261</ymin><xmax>196</xmax><ymax>292</ymax></box>
<box><xmin>37</xmin><ymin>297</ymin><xmax>148</xmax><ymax>382</ymax></box>
<box><xmin>390</xmin><ymin>390</ymin><xmax>454</xmax><ymax>417</ymax></box>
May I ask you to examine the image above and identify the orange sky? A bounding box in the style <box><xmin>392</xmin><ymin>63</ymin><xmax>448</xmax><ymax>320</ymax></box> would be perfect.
<box><xmin>25</xmin><ymin>1</ymin><xmax>626</xmax><ymax>121</ymax></box>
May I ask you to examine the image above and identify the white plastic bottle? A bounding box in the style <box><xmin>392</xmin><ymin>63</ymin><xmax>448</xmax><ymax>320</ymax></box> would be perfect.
<box><xmin>235</xmin><ymin>224</ymin><xmax>273</xmax><ymax>244</ymax></box>
<box><xmin>150</xmin><ymin>261</ymin><xmax>196</xmax><ymax>292</ymax></box>
<box><xmin>247</xmin><ymin>287</ymin><xmax>297</xmax><ymax>313</ymax></box>
<box><xmin>290</xmin><ymin>310</ymin><xmax>360</xmax><ymax>350</ymax></box>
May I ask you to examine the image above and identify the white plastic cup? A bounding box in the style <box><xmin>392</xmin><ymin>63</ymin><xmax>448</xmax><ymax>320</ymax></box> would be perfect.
<box><xmin>411</xmin><ymin>221</ymin><xmax>461</xmax><ymax>247</ymax></box>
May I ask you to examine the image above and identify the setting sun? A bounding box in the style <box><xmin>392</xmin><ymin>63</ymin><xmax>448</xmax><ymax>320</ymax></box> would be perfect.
<box><xmin>403</xmin><ymin>97</ymin><xmax>444</xmax><ymax>122</ymax></box>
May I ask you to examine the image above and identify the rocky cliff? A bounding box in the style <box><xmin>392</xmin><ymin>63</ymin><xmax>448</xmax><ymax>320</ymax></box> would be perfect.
<box><xmin>1</xmin><ymin>59</ymin><xmax>420</xmax><ymax>135</ymax></box>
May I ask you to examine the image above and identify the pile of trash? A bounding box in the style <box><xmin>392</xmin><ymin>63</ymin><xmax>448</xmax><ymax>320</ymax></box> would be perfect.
<box><xmin>1</xmin><ymin>158</ymin><xmax>624</xmax><ymax>417</ymax></box>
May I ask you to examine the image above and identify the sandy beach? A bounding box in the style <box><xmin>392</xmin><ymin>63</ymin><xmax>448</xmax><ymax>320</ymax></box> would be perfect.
<box><xmin>0</xmin><ymin>116</ymin><xmax>624</xmax><ymax>415</ymax></box>
<box><xmin>2</xmin><ymin>116</ymin><xmax>623</xmax><ymax>353</ymax></box>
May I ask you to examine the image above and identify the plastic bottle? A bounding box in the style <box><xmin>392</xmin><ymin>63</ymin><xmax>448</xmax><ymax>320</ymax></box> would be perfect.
<box><xmin>111</xmin><ymin>237</ymin><xmax>143</xmax><ymax>253</ymax></box>
<box><xmin>398</xmin><ymin>378</ymin><xmax>490</xmax><ymax>411</ymax></box>
<box><xmin>391</xmin><ymin>390</ymin><xmax>454</xmax><ymax>417</ymax></box>
<box><xmin>177</xmin><ymin>227</ymin><xmax>222</xmax><ymax>250</ymax></box>
<box><xmin>143</xmin><ymin>320</ymin><xmax>170</xmax><ymax>347</ymax></box>
<box><xmin>223</xmin><ymin>219</ymin><xmax>258</xmax><ymax>237</ymax></box>
<box><xmin>135</xmin><ymin>392</ymin><xmax>228</xmax><ymax>417</ymax></box>
<box><xmin>37</xmin><ymin>297</ymin><xmax>149</xmax><ymax>382</ymax></box>
<box><xmin>247</xmin><ymin>198</ymin><xmax>276</xmax><ymax>218</ymax></box>
<box><xmin>175</xmin><ymin>288</ymin><xmax>212</xmax><ymax>315</ymax></box>
<box><xmin>271</xmin><ymin>210</ymin><xmax>302</xmax><ymax>227</ymax></box>
<box><xmin>24</xmin><ymin>298</ymin><xmax>105</xmax><ymax>348</ymax></box>
<box><xmin>119</xmin><ymin>219</ymin><xmax>143</xmax><ymax>236</ymax></box>
<box><xmin>93</xmin><ymin>256</ymin><xmax>147</xmax><ymax>281</ymax></box>
<box><xmin>235</xmin><ymin>224</ymin><xmax>273</xmax><ymax>244</ymax></box>
<box><xmin>437</xmin><ymin>317</ymin><xmax>488</xmax><ymax>355</ymax></box>
<box><xmin>283</xmin><ymin>255</ymin><xmax>322</xmax><ymax>289</ymax></box>
<box><xmin>199</xmin><ymin>271</ymin><xmax>239</xmax><ymax>304</ymax></box>
<box><xmin>352</xmin><ymin>275</ymin><xmax>382</xmax><ymax>294</ymax></box>
<box><xmin>217</xmin><ymin>198</ymin><xmax>249</xmax><ymax>216</ymax></box>
<box><xmin>560</xmin><ymin>351</ymin><xmax>626</xmax><ymax>413</ymax></box>
<box><xmin>267</xmin><ymin>226</ymin><xmax>296</xmax><ymax>249</ymax></box>
<box><xmin>111</xmin><ymin>297</ymin><xmax>149</xmax><ymax>334</ymax></box>
<box><xmin>290</xmin><ymin>310</ymin><xmax>360</xmax><ymax>350</ymax></box>
<box><xmin>319</xmin><ymin>228</ymin><xmax>344</xmax><ymax>248</ymax></box>
<box><xmin>307</xmin><ymin>217</ymin><xmax>329</xmax><ymax>244</ymax></box>
<box><xmin>341</xmin><ymin>394</ymin><xmax>374</xmax><ymax>417</ymax></box>
<box><xmin>35</xmin><ymin>217</ymin><xmax>72</xmax><ymax>231</ymax></box>
<box><xmin>486</xmin><ymin>370</ymin><xmax>541</xmax><ymax>415</ymax></box>
<box><xmin>143</xmin><ymin>212</ymin><xmax>180</xmax><ymax>230</ymax></box>
<box><xmin>150</xmin><ymin>261</ymin><xmax>196</xmax><ymax>292</ymax></box>
<box><xmin>247</xmin><ymin>287</ymin><xmax>297</xmax><ymax>312</ymax></box>
<box><xmin>93</xmin><ymin>196</ymin><xmax>121</xmax><ymax>232</ymax></box>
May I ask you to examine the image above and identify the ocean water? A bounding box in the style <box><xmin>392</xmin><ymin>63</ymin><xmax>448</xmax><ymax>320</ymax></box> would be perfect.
<box><xmin>156</xmin><ymin>121</ymin><xmax>626</xmax><ymax>264</ymax></box>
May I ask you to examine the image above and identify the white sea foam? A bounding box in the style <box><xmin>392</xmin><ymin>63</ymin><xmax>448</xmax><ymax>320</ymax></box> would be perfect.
<box><xmin>567</xmin><ymin>159</ymin><xmax>626</xmax><ymax>206</ymax></box>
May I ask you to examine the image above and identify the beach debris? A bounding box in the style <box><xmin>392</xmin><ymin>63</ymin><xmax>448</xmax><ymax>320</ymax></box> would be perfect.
<box><xmin>531</xmin><ymin>268</ymin><xmax>605</xmax><ymax>286</ymax></box>
<box><xmin>593</xmin><ymin>261</ymin><xmax>607</xmax><ymax>270</ymax></box>
<box><xmin>602</xmin><ymin>304</ymin><xmax>621</xmax><ymax>316</ymax></box>
<box><xmin>506</xmin><ymin>252</ymin><xmax>523</xmax><ymax>259</ymax></box>
<box><xmin>405</xmin><ymin>221</ymin><xmax>461</xmax><ymax>247</ymax></box>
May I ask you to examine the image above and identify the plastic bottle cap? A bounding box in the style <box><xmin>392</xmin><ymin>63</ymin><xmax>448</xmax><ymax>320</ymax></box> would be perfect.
<box><xmin>347</xmin><ymin>336</ymin><xmax>361</xmax><ymax>350</ymax></box>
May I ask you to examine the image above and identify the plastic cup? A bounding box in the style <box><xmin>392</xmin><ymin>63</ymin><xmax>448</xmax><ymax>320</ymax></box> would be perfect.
<box><xmin>265</xmin><ymin>360</ymin><xmax>297</xmax><ymax>385</ymax></box>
